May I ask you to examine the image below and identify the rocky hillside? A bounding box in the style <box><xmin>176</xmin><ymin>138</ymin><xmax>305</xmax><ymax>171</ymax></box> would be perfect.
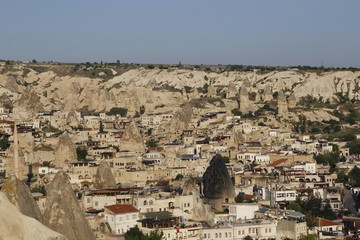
<box><xmin>1</xmin><ymin>64</ymin><xmax>360</xmax><ymax>117</ymax></box>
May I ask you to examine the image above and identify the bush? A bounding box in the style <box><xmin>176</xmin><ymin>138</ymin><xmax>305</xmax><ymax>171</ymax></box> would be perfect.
<box><xmin>76</xmin><ymin>147</ymin><xmax>88</xmax><ymax>160</ymax></box>
<box><xmin>107</xmin><ymin>107</ymin><xmax>128</xmax><ymax>117</ymax></box>
<box><xmin>146</xmin><ymin>139</ymin><xmax>159</xmax><ymax>148</ymax></box>
<box><xmin>184</xmin><ymin>86</ymin><xmax>192</xmax><ymax>93</ymax></box>
<box><xmin>175</xmin><ymin>174</ymin><xmax>184</xmax><ymax>180</ymax></box>
<box><xmin>231</xmin><ymin>109</ymin><xmax>242</xmax><ymax>116</ymax></box>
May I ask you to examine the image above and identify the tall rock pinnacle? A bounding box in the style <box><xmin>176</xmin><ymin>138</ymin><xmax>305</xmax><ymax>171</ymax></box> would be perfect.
<box><xmin>202</xmin><ymin>154</ymin><xmax>235</xmax><ymax>210</ymax></box>
<box><xmin>93</xmin><ymin>161</ymin><xmax>117</xmax><ymax>189</ymax></box>
<box><xmin>44</xmin><ymin>171</ymin><xmax>96</xmax><ymax>240</ymax></box>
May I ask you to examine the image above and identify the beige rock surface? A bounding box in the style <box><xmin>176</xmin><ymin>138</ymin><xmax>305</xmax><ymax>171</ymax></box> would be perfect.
<box><xmin>120</xmin><ymin>121</ymin><xmax>145</xmax><ymax>152</ymax></box>
<box><xmin>1</xmin><ymin>176</ymin><xmax>43</xmax><ymax>223</ymax></box>
<box><xmin>0</xmin><ymin>68</ymin><xmax>360</xmax><ymax>114</ymax></box>
<box><xmin>54</xmin><ymin>132</ymin><xmax>77</xmax><ymax>168</ymax></box>
<box><xmin>93</xmin><ymin>161</ymin><xmax>117</xmax><ymax>189</ymax></box>
<box><xmin>0</xmin><ymin>192</ymin><xmax>67</xmax><ymax>240</ymax></box>
<box><xmin>44</xmin><ymin>171</ymin><xmax>96</xmax><ymax>240</ymax></box>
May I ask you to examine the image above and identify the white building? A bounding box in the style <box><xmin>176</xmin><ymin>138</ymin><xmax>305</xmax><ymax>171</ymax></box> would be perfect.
<box><xmin>228</xmin><ymin>203</ymin><xmax>260</xmax><ymax>220</ymax></box>
<box><xmin>271</xmin><ymin>189</ymin><xmax>297</xmax><ymax>206</ymax></box>
<box><xmin>104</xmin><ymin>204</ymin><xmax>140</xmax><ymax>235</ymax></box>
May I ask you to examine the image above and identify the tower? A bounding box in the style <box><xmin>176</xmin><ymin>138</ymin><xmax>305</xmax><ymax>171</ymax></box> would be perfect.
<box><xmin>13</xmin><ymin>121</ymin><xmax>19</xmax><ymax>178</ymax></box>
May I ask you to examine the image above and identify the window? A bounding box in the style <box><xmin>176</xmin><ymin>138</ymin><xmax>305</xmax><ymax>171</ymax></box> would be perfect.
<box><xmin>119</xmin><ymin>217</ymin><xmax>123</xmax><ymax>221</ymax></box>
<box><xmin>269</xmin><ymin>228</ymin><xmax>271</xmax><ymax>233</ymax></box>
<box><xmin>95</xmin><ymin>201</ymin><xmax>98</xmax><ymax>206</ymax></box>
<box><xmin>132</xmin><ymin>214</ymin><xmax>137</xmax><ymax>219</ymax></box>
<box><xmin>126</xmin><ymin>215</ymin><xmax>129</xmax><ymax>220</ymax></box>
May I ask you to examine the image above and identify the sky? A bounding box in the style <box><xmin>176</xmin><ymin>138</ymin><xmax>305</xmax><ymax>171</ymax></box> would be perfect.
<box><xmin>0</xmin><ymin>0</ymin><xmax>359</xmax><ymax>67</ymax></box>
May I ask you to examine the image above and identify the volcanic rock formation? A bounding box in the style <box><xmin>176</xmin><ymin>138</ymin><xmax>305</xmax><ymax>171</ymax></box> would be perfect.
<box><xmin>202</xmin><ymin>154</ymin><xmax>235</xmax><ymax>210</ymax></box>
<box><xmin>54</xmin><ymin>132</ymin><xmax>77</xmax><ymax>168</ymax></box>
<box><xmin>0</xmin><ymin>192</ymin><xmax>67</xmax><ymax>240</ymax></box>
<box><xmin>226</xmin><ymin>82</ymin><xmax>238</xmax><ymax>98</ymax></box>
<box><xmin>93</xmin><ymin>161</ymin><xmax>117</xmax><ymax>189</ymax></box>
<box><xmin>44</xmin><ymin>171</ymin><xmax>96</xmax><ymax>240</ymax></box>
<box><xmin>277</xmin><ymin>90</ymin><xmax>288</xmax><ymax>116</ymax></box>
<box><xmin>1</xmin><ymin>175</ymin><xmax>43</xmax><ymax>223</ymax></box>
<box><xmin>120</xmin><ymin>121</ymin><xmax>145</xmax><ymax>152</ymax></box>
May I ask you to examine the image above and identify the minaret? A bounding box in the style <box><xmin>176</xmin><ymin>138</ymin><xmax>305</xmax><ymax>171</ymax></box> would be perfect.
<box><xmin>13</xmin><ymin>121</ymin><xmax>19</xmax><ymax>178</ymax></box>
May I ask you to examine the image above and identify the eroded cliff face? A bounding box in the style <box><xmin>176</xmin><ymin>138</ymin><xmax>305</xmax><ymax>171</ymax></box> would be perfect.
<box><xmin>0</xmin><ymin>192</ymin><xmax>67</xmax><ymax>240</ymax></box>
<box><xmin>1</xmin><ymin>176</ymin><xmax>43</xmax><ymax>223</ymax></box>
<box><xmin>1</xmin><ymin>66</ymin><xmax>359</xmax><ymax>116</ymax></box>
<box><xmin>44</xmin><ymin>171</ymin><xmax>96</xmax><ymax>240</ymax></box>
<box><xmin>54</xmin><ymin>132</ymin><xmax>77</xmax><ymax>168</ymax></box>
<box><xmin>93</xmin><ymin>161</ymin><xmax>117</xmax><ymax>189</ymax></box>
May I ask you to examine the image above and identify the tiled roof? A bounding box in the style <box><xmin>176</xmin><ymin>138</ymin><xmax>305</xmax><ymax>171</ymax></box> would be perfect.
<box><xmin>105</xmin><ymin>204</ymin><xmax>139</xmax><ymax>215</ymax></box>
<box><xmin>268</xmin><ymin>158</ymin><xmax>287</xmax><ymax>167</ymax></box>
<box><xmin>314</xmin><ymin>217</ymin><xmax>342</xmax><ymax>227</ymax></box>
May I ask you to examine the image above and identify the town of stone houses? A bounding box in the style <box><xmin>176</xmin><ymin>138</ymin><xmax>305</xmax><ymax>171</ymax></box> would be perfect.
<box><xmin>1</xmin><ymin>62</ymin><xmax>360</xmax><ymax>240</ymax></box>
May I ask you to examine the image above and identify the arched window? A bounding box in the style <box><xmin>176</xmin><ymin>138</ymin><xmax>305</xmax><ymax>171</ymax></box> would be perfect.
<box><xmin>143</xmin><ymin>200</ymin><xmax>147</xmax><ymax>206</ymax></box>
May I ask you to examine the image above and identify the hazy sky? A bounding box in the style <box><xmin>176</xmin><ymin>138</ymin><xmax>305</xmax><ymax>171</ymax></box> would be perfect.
<box><xmin>1</xmin><ymin>0</ymin><xmax>359</xmax><ymax>67</ymax></box>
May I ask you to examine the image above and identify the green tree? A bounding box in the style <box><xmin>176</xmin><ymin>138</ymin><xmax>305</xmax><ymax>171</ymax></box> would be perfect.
<box><xmin>299</xmin><ymin>234</ymin><xmax>318</xmax><ymax>240</ymax></box>
<box><xmin>145</xmin><ymin>229</ymin><xmax>164</xmax><ymax>240</ymax></box>
<box><xmin>140</xmin><ymin>106</ymin><xmax>145</xmax><ymax>115</ymax></box>
<box><xmin>175</xmin><ymin>174</ymin><xmax>184</xmax><ymax>180</ymax></box>
<box><xmin>349</xmin><ymin>166</ymin><xmax>360</xmax><ymax>187</ymax></box>
<box><xmin>107</xmin><ymin>107</ymin><xmax>128</xmax><ymax>117</ymax></box>
<box><xmin>287</xmin><ymin>202</ymin><xmax>303</xmax><ymax>212</ymax></box>
<box><xmin>235</xmin><ymin>192</ymin><xmax>244</xmax><ymax>203</ymax></box>
<box><xmin>146</xmin><ymin>139</ymin><xmax>158</xmax><ymax>148</ymax></box>
<box><xmin>244</xmin><ymin>235</ymin><xmax>253</xmax><ymax>240</ymax></box>
<box><xmin>231</xmin><ymin>108</ymin><xmax>242</xmax><ymax>116</ymax></box>
<box><xmin>42</xmin><ymin>161</ymin><xmax>55</xmax><ymax>167</ymax></box>
<box><xmin>125</xmin><ymin>225</ymin><xmax>145</xmax><ymax>240</ymax></box>
<box><xmin>99</xmin><ymin>121</ymin><xmax>104</xmax><ymax>132</ymax></box>
<box><xmin>223</xmin><ymin>156</ymin><xmax>230</xmax><ymax>163</ymax></box>
<box><xmin>125</xmin><ymin>226</ymin><xmax>163</xmax><ymax>240</ymax></box>
<box><xmin>314</xmin><ymin>150</ymin><xmax>340</xmax><ymax>169</ymax></box>
<box><xmin>346</xmin><ymin>140</ymin><xmax>360</xmax><ymax>155</ymax></box>
<box><xmin>76</xmin><ymin>147</ymin><xmax>88</xmax><ymax>161</ymax></box>
<box><xmin>335</xmin><ymin>170</ymin><xmax>348</xmax><ymax>183</ymax></box>
<box><xmin>0</xmin><ymin>132</ymin><xmax>10</xmax><ymax>150</ymax></box>
<box><xmin>147</xmin><ymin>128</ymin><xmax>153</xmax><ymax>136</ymax></box>
<box><xmin>184</xmin><ymin>86</ymin><xmax>192</xmax><ymax>93</ymax></box>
